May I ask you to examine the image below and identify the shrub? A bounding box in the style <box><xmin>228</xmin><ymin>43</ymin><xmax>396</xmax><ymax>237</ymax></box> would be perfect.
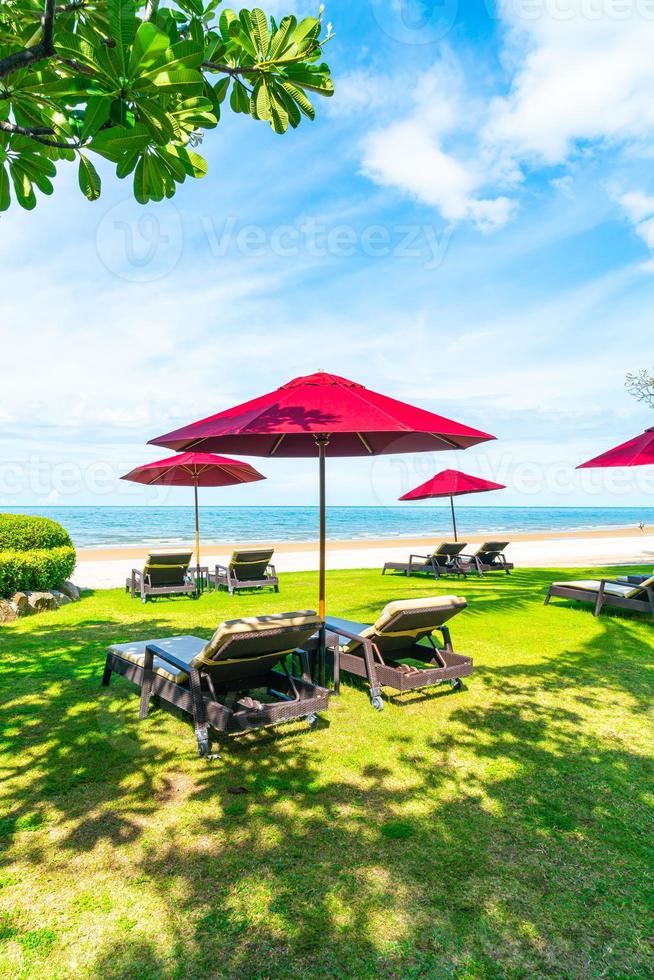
<box><xmin>0</xmin><ymin>514</ymin><xmax>73</xmax><ymax>552</ymax></box>
<box><xmin>0</xmin><ymin>515</ymin><xmax>76</xmax><ymax>595</ymax></box>
<box><xmin>0</xmin><ymin>547</ymin><xmax>76</xmax><ymax>595</ymax></box>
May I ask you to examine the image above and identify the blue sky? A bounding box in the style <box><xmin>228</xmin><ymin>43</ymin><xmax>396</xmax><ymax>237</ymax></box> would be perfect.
<box><xmin>1</xmin><ymin>0</ymin><xmax>654</xmax><ymax>510</ymax></box>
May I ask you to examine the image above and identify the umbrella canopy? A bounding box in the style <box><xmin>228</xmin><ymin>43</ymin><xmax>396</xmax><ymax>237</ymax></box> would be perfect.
<box><xmin>399</xmin><ymin>469</ymin><xmax>506</xmax><ymax>541</ymax></box>
<box><xmin>577</xmin><ymin>427</ymin><xmax>654</xmax><ymax>469</ymax></box>
<box><xmin>121</xmin><ymin>452</ymin><xmax>265</xmax><ymax>581</ymax></box>
<box><xmin>150</xmin><ymin>372</ymin><xmax>496</xmax><ymax>620</ymax></box>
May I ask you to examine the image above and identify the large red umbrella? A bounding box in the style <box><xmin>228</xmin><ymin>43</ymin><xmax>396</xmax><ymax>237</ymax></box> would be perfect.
<box><xmin>149</xmin><ymin>371</ymin><xmax>496</xmax><ymax>619</ymax></box>
<box><xmin>121</xmin><ymin>452</ymin><xmax>265</xmax><ymax>585</ymax></box>
<box><xmin>399</xmin><ymin>468</ymin><xmax>506</xmax><ymax>541</ymax></box>
<box><xmin>577</xmin><ymin>426</ymin><xmax>654</xmax><ymax>469</ymax></box>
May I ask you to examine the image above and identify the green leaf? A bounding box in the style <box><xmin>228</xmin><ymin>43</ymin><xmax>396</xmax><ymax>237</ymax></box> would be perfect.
<box><xmin>254</xmin><ymin>79</ymin><xmax>271</xmax><ymax>121</ymax></box>
<box><xmin>128</xmin><ymin>22</ymin><xmax>171</xmax><ymax>77</ymax></box>
<box><xmin>107</xmin><ymin>0</ymin><xmax>137</xmax><ymax>71</ymax></box>
<box><xmin>269</xmin><ymin>16</ymin><xmax>296</xmax><ymax>60</ymax></box>
<box><xmin>116</xmin><ymin>150</ymin><xmax>140</xmax><ymax>179</ymax></box>
<box><xmin>251</xmin><ymin>9</ymin><xmax>270</xmax><ymax>57</ymax></box>
<box><xmin>230</xmin><ymin>80</ymin><xmax>249</xmax><ymax>114</ymax></box>
<box><xmin>213</xmin><ymin>78</ymin><xmax>230</xmax><ymax>104</ymax></box>
<box><xmin>269</xmin><ymin>92</ymin><xmax>289</xmax><ymax>134</ymax></box>
<box><xmin>80</xmin><ymin>96</ymin><xmax>113</xmax><ymax>140</ymax></box>
<box><xmin>146</xmin><ymin>69</ymin><xmax>204</xmax><ymax>96</ymax></box>
<box><xmin>281</xmin><ymin>80</ymin><xmax>314</xmax><ymax>119</ymax></box>
<box><xmin>9</xmin><ymin>162</ymin><xmax>36</xmax><ymax>210</ymax></box>
<box><xmin>0</xmin><ymin>164</ymin><xmax>10</xmax><ymax>212</ymax></box>
<box><xmin>78</xmin><ymin>153</ymin><xmax>101</xmax><ymax>201</ymax></box>
<box><xmin>133</xmin><ymin>153</ymin><xmax>150</xmax><ymax>204</ymax></box>
<box><xmin>138</xmin><ymin>98</ymin><xmax>178</xmax><ymax>143</ymax></box>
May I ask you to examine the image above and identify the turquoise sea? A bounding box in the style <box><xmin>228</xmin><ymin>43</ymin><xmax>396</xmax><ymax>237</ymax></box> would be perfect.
<box><xmin>4</xmin><ymin>506</ymin><xmax>654</xmax><ymax>549</ymax></box>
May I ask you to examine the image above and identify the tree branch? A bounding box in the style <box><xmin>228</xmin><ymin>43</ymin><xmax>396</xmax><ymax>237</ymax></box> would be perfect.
<box><xmin>0</xmin><ymin>0</ymin><xmax>57</xmax><ymax>80</ymax></box>
<box><xmin>0</xmin><ymin>118</ymin><xmax>80</xmax><ymax>150</ymax></box>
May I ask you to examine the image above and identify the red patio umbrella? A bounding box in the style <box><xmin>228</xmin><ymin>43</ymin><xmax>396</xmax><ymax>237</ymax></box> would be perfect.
<box><xmin>121</xmin><ymin>452</ymin><xmax>265</xmax><ymax>586</ymax></box>
<box><xmin>577</xmin><ymin>426</ymin><xmax>654</xmax><ymax>469</ymax></box>
<box><xmin>399</xmin><ymin>469</ymin><xmax>506</xmax><ymax>541</ymax></box>
<box><xmin>149</xmin><ymin>372</ymin><xmax>495</xmax><ymax>620</ymax></box>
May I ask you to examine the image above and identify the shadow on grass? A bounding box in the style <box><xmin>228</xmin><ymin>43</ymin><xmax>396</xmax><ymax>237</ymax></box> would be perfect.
<box><xmin>0</xmin><ymin>573</ymin><xmax>653</xmax><ymax>977</ymax></box>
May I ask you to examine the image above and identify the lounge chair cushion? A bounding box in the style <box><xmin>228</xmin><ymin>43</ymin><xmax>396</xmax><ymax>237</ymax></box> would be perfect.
<box><xmin>195</xmin><ymin>611</ymin><xmax>321</xmax><ymax>667</ymax></box>
<box><xmin>552</xmin><ymin>576</ymin><xmax>654</xmax><ymax>599</ymax></box>
<box><xmin>344</xmin><ymin>596</ymin><xmax>467</xmax><ymax>655</ymax></box>
<box><xmin>229</xmin><ymin>549</ymin><xmax>274</xmax><ymax>581</ymax></box>
<box><xmin>109</xmin><ymin>635</ymin><xmax>205</xmax><ymax>683</ymax></box>
<box><xmin>109</xmin><ymin>611</ymin><xmax>321</xmax><ymax>685</ymax></box>
<box><xmin>142</xmin><ymin>550</ymin><xmax>194</xmax><ymax>587</ymax></box>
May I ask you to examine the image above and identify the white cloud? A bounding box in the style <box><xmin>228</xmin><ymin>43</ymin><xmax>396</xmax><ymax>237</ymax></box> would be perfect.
<box><xmin>356</xmin><ymin>1</ymin><xmax>654</xmax><ymax>233</ymax></box>
<box><xmin>360</xmin><ymin>60</ymin><xmax>516</xmax><ymax>230</ymax></box>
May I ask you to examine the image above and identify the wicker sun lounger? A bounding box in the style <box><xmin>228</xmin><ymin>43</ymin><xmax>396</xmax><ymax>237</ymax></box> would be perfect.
<box><xmin>210</xmin><ymin>549</ymin><xmax>279</xmax><ymax>595</ymax></box>
<box><xmin>545</xmin><ymin>575</ymin><xmax>654</xmax><ymax>620</ymax></box>
<box><xmin>103</xmin><ymin>611</ymin><xmax>328</xmax><ymax>756</ymax></box>
<box><xmin>322</xmin><ymin>596</ymin><xmax>473</xmax><ymax>710</ymax></box>
<box><xmin>382</xmin><ymin>542</ymin><xmax>468</xmax><ymax>578</ymax></box>
<box><xmin>457</xmin><ymin>541</ymin><xmax>513</xmax><ymax>577</ymax></box>
<box><xmin>125</xmin><ymin>549</ymin><xmax>198</xmax><ymax>603</ymax></box>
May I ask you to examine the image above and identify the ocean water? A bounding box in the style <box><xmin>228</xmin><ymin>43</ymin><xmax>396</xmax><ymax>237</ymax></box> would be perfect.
<box><xmin>3</xmin><ymin>506</ymin><xmax>654</xmax><ymax>549</ymax></box>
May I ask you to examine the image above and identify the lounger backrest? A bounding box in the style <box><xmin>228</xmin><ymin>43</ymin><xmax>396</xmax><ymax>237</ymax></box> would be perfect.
<box><xmin>344</xmin><ymin>596</ymin><xmax>467</xmax><ymax>656</ymax></box>
<box><xmin>191</xmin><ymin>610</ymin><xmax>321</xmax><ymax>684</ymax></box>
<box><xmin>477</xmin><ymin>542</ymin><xmax>509</xmax><ymax>563</ymax></box>
<box><xmin>229</xmin><ymin>549</ymin><xmax>274</xmax><ymax>581</ymax></box>
<box><xmin>626</xmin><ymin>574</ymin><xmax>654</xmax><ymax>598</ymax></box>
<box><xmin>433</xmin><ymin>543</ymin><xmax>467</xmax><ymax>565</ymax></box>
<box><xmin>143</xmin><ymin>550</ymin><xmax>193</xmax><ymax>587</ymax></box>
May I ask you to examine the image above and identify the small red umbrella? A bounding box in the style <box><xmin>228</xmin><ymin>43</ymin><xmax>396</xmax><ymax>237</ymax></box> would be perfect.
<box><xmin>577</xmin><ymin>426</ymin><xmax>654</xmax><ymax>469</ymax></box>
<box><xmin>121</xmin><ymin>452</ymin><xmax>265</xmax><ymax>585</ymax></box>
<box><xmin>150</xmin><ymin>372</ymin><xmax>495</xmax><ymax>619</ymax></box>
<box><xmin>399</xmin><ymin>469</ymin><xmax>506</xmax><ymax>541</ymax></box>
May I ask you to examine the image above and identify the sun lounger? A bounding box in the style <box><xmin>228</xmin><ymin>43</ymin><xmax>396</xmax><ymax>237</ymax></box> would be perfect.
<box><xmin>382</xmin><ymin>542</ymin><xmax>468</xmax><ymax>578</ymax></box>
<box><xmin>210</xmin><ymin>549</ymin><xmax>279</xmax><ymax>595</ymax></box>
<box><xmin>615</xmin><ymin>569</ymin><xmax>654</xmax><ymax>585</ymax></box>
<box><xmin>102</xmin><ymin>611</ymin><xmax>328</xmax><ymax>756</ymax></box>
<box><xmin>457</xmin><ymin>541</ymin><xmax>513</xmax><ymax>576</ymax></box>
<box><xmin>125</xmin><ymin>549</ymin><xmax>197</xmax><ymax>603</ymax></box>
<box><xmin>322</xmin><ymin>596</ymin><xmax>472</xmax><ymax>710</ymax></box>
<box><xmin>545</xmin><ymin>575</ymin><xmax>654</xmax><ymax>620</ymax></box>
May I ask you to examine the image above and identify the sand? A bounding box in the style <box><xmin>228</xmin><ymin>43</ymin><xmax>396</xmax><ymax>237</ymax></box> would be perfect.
<box><xmin>71</xmin><ymin>525</ymin><xmax>654</xmax><ymax>590</ymax></box>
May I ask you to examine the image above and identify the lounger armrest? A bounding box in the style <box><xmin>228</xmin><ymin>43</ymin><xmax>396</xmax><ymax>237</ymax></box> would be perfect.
<box><xmin>409</xmin><ymin>554</ymin><xmax>431</xmax><ymax>561</ymax></box>
<box><xmin>267</xmin><ymin>564</ymin><xmax>277</xmax><ymax>575</ymax></box>
<box><xmin>144</xmin><ymin>643</ymin><xmax>193</xmax><ymax>673</ymax></box>
<box><xmin>131</xmin><ymin>568</ymin><xmax>143</xmax><ymax>582</ymax></box>
<box><xmin>214</xmin><ymin>564</ymin><xmax>229</xmax><ymax>574</ymax></box>
<box><xmin>323</xmin><ymin>622</ymin><xmax>373</xmax><ymax>647</ymax></box>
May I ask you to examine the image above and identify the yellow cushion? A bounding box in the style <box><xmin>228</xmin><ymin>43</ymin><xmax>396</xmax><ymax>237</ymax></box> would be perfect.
<box><xmin>344</xmin><ymin>596</ymin><xmax>467</xmax><ymax>654</ymax></box>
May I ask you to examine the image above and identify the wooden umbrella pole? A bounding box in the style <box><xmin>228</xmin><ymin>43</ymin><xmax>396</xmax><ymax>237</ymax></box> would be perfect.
<box><xmin>450</xmin><ymin>495</ymin><xmax>458</xmax><ymax>542</ymax></box>
<box><xmin>194</xmin><ymin>480</ymin><xmax>201</xmax><ymax>592</ymax></box>
<box><xmin>316</xmin><ymin>435</ymin><xmax>329</xmax><ymax>686</ymax></box>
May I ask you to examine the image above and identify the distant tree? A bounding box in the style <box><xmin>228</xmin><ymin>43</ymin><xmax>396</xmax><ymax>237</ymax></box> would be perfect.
<box><xmin>626</xmin><ymin>369</ymin><xmax>654</xmax><ymax>409</ymax></box>
<box><xmin>0</xmin><ymin>0</ymin><xmax>333</xmax><ymax>209</ymax></box>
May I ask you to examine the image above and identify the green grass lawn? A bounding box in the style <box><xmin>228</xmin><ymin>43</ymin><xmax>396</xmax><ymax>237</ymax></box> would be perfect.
<box><xmin>1</xmin><ymin>566</ymin><xmax>653</xmax><ymax>978</ymax></box>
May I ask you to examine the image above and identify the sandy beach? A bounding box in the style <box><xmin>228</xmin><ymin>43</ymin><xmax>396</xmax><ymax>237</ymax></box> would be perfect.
<box><xmin>71</xmin><ymin>525</ymin><xmax>654</xmax><ymax>589</ymax></box>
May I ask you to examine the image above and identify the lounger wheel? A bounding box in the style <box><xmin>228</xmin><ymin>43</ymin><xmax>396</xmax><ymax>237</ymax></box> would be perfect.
<box><xmin>307</xmin><ymin>713</ymin><xmax>318</xmax><ymax>728</ymax></box>
<box><xmin>370</xmin><ymin>694</ymin><xmax>384</xmax><ymax>711</ymax></box>
<box><xmin>450</xmin><ymin>678</ymin><xmax>462</xmax><ymax>692</ymax></box>
<box><xmin>196</xmin><ymin>736</ymin><xmax>211</xmax><ymax>758</ymax></box>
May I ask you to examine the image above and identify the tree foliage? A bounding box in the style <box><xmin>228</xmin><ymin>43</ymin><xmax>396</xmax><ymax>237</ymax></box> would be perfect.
<box><xmin>625</xmin><ymin>369</ymin><xmax>654</xmax><ymax>409</ymax></box>
<box><xmin>0</xmin><ymin>0</ymin><xmax>334</xmax><ymax>209</ymax></box>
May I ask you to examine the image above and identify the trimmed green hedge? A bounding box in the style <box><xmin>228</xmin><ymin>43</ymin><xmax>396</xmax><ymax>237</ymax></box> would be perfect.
<box><xmin>0</xmin><ymin>514</ymin><xmax>73</xmax><ymax>551</ymax></box>
<box><xmin>0</xmin><ymin>515</ymin><xmax>76</xmax><ymax>595</ymax></box>
<box><xmin>0</xmin><ymin>546</ymin><xmax>76</xmax><ymax>595</ymax></box>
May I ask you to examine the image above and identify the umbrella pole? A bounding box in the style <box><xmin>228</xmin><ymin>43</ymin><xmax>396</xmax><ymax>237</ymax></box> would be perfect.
<box><xmin>316</xmin><ymin>435</ymin><xmax>328</xmax><ymax>687</ymax></box>
<box><xmin>194</xmin><ymin>480</ymin><xmax>201</xmax><ymax>593</ymax></box>
<box><xmin>450</xmin><ymin>495</ymin><xmax>458</xmax><ymax>542</ymax></box>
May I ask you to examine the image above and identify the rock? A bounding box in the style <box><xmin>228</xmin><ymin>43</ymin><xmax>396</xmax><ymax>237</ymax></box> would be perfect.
<box><xmin>10</xmin><ymin>592</ymin><xmax>31</xmax><ymax>616</ymax></box>
<box><xmin>27</xmin><ymin>591</ymin><xmax>57</xmax><ymax>613</ymax></box>
<box><xmin>59</xmin><ymin>580</ymin><xmax>81</xmax><ymax>602</ymax></box>
<box><xmin>0</xmin><ymin>599</ymin><xmax>17</xmax><ymax>623</ymax></box>
<box><xmin>50</xmin><ymin>590</ymin><xmax>71</xmax><ymax>607</ymax></box>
